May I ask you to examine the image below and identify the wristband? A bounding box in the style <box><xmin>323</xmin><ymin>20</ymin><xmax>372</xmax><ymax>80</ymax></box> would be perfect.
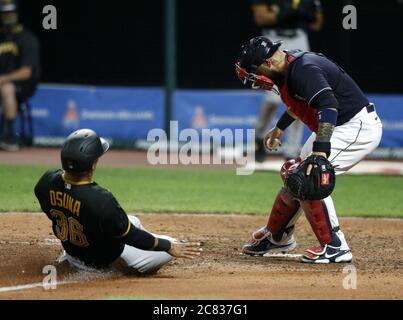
<box><xmin>276</xmin><ymin>112</ymin><xmax>295</xmax><ymax>131</ymax></box>
<box><xmin>312</xmin><ymin>141</ymin><xmax>331</xmax><ymax>157</ymax></box>
<box><xmin>318</xmin><ymin>108</ymin><xmax>338</xmax><ymax>126</ymax></box>
<box><xmin>154</xmin><ymin>238</ymin><xmax>172</xmax><ymax>252</ymax></box>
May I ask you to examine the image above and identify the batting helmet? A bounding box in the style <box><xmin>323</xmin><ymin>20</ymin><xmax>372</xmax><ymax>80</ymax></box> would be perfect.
<box><xmin>61</xmin><ymin>129</ymin><xmax>109</xmax><ymax>173</ymax></box>
<box><xmin>238</xmin><ymin>36</ymin><xmax>282</xmax><ymax>73</ymax></box>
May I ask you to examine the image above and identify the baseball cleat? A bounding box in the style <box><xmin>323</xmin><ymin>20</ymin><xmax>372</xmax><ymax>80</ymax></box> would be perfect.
<box><xmin>301</xmin><ymin>245</ymin><xmax>353</xmax><ymax>264</ymax></box>
<box><xmin>243</xmin><ymin>234</ymin><xmax>297</xmax><ymax>256</ymax></box>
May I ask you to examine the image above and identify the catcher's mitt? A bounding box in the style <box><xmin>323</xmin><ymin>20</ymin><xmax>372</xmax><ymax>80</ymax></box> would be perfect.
<box><xmin>285</xmin><ymin>155</ymin><xmax>335</xmax><ymax>200</ymax></box>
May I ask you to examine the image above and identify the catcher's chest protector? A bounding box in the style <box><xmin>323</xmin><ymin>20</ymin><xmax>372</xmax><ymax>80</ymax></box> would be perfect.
<box><xmin>279</xmin><ymin>52</ymin><xmax>318</xmax><ymax>133</ymax></box>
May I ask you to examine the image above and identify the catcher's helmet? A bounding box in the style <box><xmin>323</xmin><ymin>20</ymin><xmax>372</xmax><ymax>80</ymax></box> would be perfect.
<box><xmin>61</xmin><ymin>129</ymin><xmax>109</xmax><ymax>173</ymax></box>
<box><xmin>0</xmin><ymin>0</ymin><xmax>17</xmax><ymax>12</ymax></box>
<box><xmin>238</xmin><ymin>36</ymin><xmax>282</xmax><ymax>73</ymax></box>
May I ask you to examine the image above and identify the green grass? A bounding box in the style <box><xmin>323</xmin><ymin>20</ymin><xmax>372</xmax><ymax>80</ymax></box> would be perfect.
<box><xmin>0</xmin><ymin>165</ymin><xmax>402</xmax><ymax>218</ymax></box>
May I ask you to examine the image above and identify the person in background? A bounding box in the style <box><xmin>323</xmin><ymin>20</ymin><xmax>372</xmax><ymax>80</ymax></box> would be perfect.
<box><xmin>251</xmin><ymin>0</ymin><xmax>323</xmax><ymax>161</ymax></box>
<box><xmin>0</xmin><ymin>0</ymin><xmax>40</xmax><ymax>151</ymax></box>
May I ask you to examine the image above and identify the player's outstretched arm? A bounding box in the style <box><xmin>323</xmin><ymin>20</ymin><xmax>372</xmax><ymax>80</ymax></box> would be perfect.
<box><xmin>101</xmin><ymin>198</ymin><xmax>203</xmax><ymax>259</ymax></box>
<box><xmin>116</xmin><ymin>219</ymin><xmax>202</xmax><ymax>259</ymax></box>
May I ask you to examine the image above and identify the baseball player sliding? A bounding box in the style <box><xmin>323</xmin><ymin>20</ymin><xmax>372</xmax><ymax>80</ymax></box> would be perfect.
<box><xmin>35</xmin><ymin>129</ymin><xmax>201</xmax><ymax>273</ymax></box>
<box><xmin>236</xmin><ymin>37</ymin><xmax>382</xmax><ymax>263</ymax></box>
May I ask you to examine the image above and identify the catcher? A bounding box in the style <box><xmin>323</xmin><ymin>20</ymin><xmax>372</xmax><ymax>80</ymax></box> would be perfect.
<box><xmin>236</xmin><ymin>37</ymin><xmax>382</xmax><ymax>263</ymax></box>
<box><xmin>34</xmin><ymin>129</ymin><xmax>201</xmax><ymax>273</ymax></box>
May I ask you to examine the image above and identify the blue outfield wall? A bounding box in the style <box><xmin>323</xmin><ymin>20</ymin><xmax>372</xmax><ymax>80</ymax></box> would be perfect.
<box><xmin>29</xmin><ymin>84</ymin><xmax>165</xmax><ymax>145</ymax></box>
<box><xmin>28</xmin><ymin>84</ymin><xmax>403</xmax><ymax>150</ymax></box>
<box><xmin>173</xmin><ymin>90</ymin><xmax>403</xmax><ymax>149</ymax></box>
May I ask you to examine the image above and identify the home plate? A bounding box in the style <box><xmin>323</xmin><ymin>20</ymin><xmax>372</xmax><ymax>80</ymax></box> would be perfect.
<box><xmin>263</xmin><ymin>253</ymin><xmax>302</xmax><ymax>259</ymax></box>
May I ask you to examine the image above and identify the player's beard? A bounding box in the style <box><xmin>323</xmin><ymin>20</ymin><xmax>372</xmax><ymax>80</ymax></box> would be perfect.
<box><xmin>266</xmin><ymin>70</ymin><xmax>285</xmax><ymax>86</ymax></box>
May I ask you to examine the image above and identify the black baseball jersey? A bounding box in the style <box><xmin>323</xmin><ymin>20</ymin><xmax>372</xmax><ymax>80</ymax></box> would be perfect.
<box><xmin>34</xmin><ymin>169</ymin><xmax>131</xmax><ymax>268</ymax></box>
<box><xmin>251</xmin><ymin>0</ymin><xmax>322</xmax><ymax>30</ymax></box>
<box><xmin>286</xmin><ymin>51</ymin><xmax>369</xmax><ymax>125</ymax></box>
<box><xmin>0</xmin><ymin>25</ymin><xmax>40</xmax><ymax>86</ymax></box>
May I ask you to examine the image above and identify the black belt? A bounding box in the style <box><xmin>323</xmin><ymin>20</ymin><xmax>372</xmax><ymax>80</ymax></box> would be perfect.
<box><xmin>366</xmin><ymin>103</ymin><xmax>375</xmax><ymax>113</ymax></box>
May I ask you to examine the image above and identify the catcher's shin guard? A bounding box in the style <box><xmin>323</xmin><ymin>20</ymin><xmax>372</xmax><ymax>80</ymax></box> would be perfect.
<box><xmin>300</xmin><ymin>200</ymin><xmax>341</xmax><ymax>246</ymax></box>
<box><xmin>266</xmin><ymin>187</ymin><xmax>300</xmax><ymax>242</ymax></box>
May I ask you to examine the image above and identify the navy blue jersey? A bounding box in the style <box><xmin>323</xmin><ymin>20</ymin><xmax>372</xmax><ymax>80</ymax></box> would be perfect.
<box><xmin>287</xmin><ymin>51</ymin><xmax>369</xmax><ymax>126</ymax></box>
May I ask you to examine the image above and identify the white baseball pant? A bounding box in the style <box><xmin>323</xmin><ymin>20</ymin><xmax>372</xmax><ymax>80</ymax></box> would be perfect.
<box><xmin>287</xmin><ymin>104</ymin><xmax>383</xmax><ymax>248</ymax></box>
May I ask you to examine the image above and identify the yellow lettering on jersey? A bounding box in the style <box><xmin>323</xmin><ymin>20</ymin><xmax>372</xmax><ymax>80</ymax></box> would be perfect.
<box><xmin>63</xmin><ymin>193</ymin><xmax>67</xmax><ymax>209</ymax></box>
<box><xmin>56</xmin><ymin>192</ymin><xmax>63</xmax><ymax>207</ymax></box>
<box><xmin>68</xmin><ymin>196</ymin><xmax>74</xmax><ymax>213</ymax></box>
<box><xmin>49</xmin><ymin>190</ymin><xmax>81</xmax><ymax>217</ymax></box>
<box><xmin>50</xmin><ymin>191</ymin><xmax>56</xmax><ymax>206</ymax></box>
<box><xmin>73</xmin><ymin>201</ymin><xmax>81</xmax><ymax>216</ymax></box>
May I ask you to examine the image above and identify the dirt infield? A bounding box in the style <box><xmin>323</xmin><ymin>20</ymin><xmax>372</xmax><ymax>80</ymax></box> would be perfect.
<box><xmin>0</xmin><ymin>213</ymin><xmax>402</xmax><ymax>300</ymax></box>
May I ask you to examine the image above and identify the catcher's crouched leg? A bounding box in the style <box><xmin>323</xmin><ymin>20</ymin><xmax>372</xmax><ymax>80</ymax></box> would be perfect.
<box><xmin>243</xmin><ymin>158</ymin><xmax>303</xmax><ymax>256</ymax></box>
<box><xmin>300</xmin><ymin>199</ymin><xmax>352</xmax><ymax>264</ymax></box>
<box><xmin>243</xmin><ymin>187</ymin><xmax>300</xmax><ymax>256</ymax></box>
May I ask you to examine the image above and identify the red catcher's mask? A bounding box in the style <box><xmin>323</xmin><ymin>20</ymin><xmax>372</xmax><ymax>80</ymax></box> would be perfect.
<box><xmin>235</xmin><ymin>62</ymin><xmax>279</xmax><ymax>95</ymax></box>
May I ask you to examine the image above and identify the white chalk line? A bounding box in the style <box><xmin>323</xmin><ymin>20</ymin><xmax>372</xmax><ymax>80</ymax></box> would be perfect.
<box><xmin>240</xmin><ymin>252</ymin><xmax>302</xmax><ymax>259</ymax></box>
<box><xmin>0</xmin><ymin>238</ymin><xmax>60</xmax><ymax>246</ymax></box>
<box><xmin>0</xmin><ymin>280</ymin><xmax>76</xmax><ymax>294</ymax></box>
<box><xmin>263</xmin><ymin>253</ymin><xmax>302</xmax><ymax>259</ymax></box>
